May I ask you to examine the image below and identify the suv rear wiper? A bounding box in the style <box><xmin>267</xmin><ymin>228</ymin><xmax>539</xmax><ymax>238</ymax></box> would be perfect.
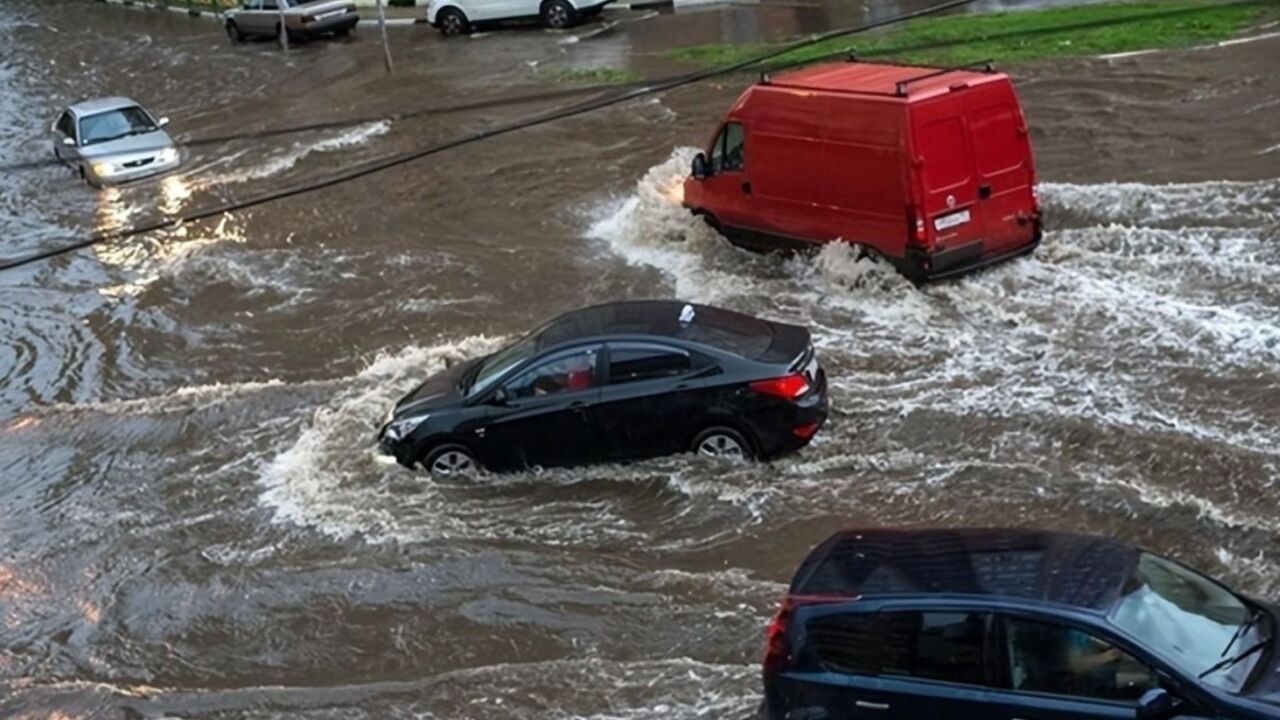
<box><xmin>1199</xmin><ymin>636</ymin><xmax>1270</xmax><ymax>680</ymax></box>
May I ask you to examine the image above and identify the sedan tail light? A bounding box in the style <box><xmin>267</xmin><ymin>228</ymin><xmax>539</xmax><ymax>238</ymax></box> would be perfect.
<box><xmin>750</xmin><ymin>374</ymin><xmax>810</xmax><ymax>401</ymax></box>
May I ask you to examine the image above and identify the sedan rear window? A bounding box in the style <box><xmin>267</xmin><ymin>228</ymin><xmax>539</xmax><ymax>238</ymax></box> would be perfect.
<box><xmin>676</xmin><ymin>306</ymin><xmax>773</xmax><ymax>358</ymax></box>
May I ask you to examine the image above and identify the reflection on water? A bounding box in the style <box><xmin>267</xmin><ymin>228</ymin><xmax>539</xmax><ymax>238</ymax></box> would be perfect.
<box><xmin>159</xmin><ymin>173</ymin><xmax>191</xmax><ymax>217</ymax></box>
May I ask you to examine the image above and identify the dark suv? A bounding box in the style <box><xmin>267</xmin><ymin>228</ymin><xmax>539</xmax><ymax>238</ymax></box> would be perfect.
<box><xmin>765</xmin><ymin>529</ymin><xmax>1279</xmax><ymax>720</ymax></box>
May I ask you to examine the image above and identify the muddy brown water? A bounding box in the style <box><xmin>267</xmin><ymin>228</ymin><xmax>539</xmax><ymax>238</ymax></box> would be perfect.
<box><xmin>2</xmin><ymin>0</ymin><xmax>1279</xmax><ymax>717</ymax></box>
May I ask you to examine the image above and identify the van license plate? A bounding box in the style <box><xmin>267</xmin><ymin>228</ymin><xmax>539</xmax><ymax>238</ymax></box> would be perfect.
<box><xmin>934</xmin><ymin>210</ymin><xmax>971</xmax><ymax>231</ymax></box>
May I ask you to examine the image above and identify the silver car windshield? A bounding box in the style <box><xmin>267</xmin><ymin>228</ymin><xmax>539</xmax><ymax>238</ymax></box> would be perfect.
<box><xmin>79</xmin><ymin>107</ymin><xmax>156</xmax><ymax>147</ymax></box>
<box><xmin>1109</xmin><ymin>553</ymin><xmax>1266</xmax><ymax>692</ymax></box>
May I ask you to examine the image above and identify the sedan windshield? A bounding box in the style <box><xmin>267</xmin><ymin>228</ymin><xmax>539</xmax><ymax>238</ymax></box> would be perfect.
<box><xmin>79</xmin><ymin>107</ymin><xmax>157</xmax><ymax>147</ymax></box>
<box><xmin>1109</xmin><ymin>553</ymin><xmax>1269</xmax><ymax>692</ymax></box>
<box><xmin>467</xmin><ymin>333</ymin><xmax>538</xmax><ymax>398</ymax></box>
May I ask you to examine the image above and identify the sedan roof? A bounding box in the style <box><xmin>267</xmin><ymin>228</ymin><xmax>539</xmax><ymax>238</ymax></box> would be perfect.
<box><xmin>68</xmin><ymin>97</ymin><xmax>141</xmax><ymax>116</ymax></box>
<box><xmin>533</xmin><ymin>300</ymin><xmax>807</xmax><ymax>364</ymax></box>
<box><xmin>793</xmin><ymin>528</ymin><xmax>1140</xmax><ymax>612</ymax></box>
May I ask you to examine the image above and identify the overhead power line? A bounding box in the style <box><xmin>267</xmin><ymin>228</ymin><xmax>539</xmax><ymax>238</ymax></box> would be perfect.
<box><xmin>0</xmin><ymin>0</ymin><xmax>983</xmax><ymax>273</ymax></box>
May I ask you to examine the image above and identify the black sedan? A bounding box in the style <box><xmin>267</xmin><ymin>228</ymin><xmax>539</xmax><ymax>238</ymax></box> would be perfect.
<box><xmin>377</xmin><ymin>300</ymin><xmax>828</xmax><ymax>474</ymax></box>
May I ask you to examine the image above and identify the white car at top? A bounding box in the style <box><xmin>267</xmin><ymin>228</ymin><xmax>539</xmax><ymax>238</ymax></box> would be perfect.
<box><xmin>425</xmin><ymin>0</ymin><xmax>612</xmax><ymax>35</ymax></box>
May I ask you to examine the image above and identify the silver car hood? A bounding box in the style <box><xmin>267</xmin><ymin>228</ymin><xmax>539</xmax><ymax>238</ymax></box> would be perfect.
<box><xmin>78</xmin><ymin>129</ymin><xmax>174</xmax><ymax>160</ymax></box>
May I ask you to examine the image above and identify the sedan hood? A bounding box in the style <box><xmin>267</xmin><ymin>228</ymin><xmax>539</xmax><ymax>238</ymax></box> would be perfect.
<box><xmin>79</xmin><ymin>129</ymin><xmax>174</xmax><ymax>160</ymax></box>
<box><xmin>393</xmin><ymin>356</ymin><xmax>484</xmax><ymax>417</ymax></box>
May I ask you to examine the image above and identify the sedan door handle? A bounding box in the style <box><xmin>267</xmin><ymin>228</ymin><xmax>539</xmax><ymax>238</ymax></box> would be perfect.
<box><xmin>855</xmin><ymin>701</ymin><xmax>890</xmax><ymax>711</ymax></box>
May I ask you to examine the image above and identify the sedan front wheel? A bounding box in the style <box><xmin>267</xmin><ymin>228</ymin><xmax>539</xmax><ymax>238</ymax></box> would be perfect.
<box><xmin>421</xmin><ymin>444</ymin><xmax>479</xmax><ymax>476</ymax></box>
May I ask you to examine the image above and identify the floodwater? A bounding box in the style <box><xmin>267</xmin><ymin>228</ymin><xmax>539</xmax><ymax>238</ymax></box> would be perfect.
<box><xmin>2</xmin><ymin>0</ymin><xmax>1279</xmax><ymax>717</ymax></box>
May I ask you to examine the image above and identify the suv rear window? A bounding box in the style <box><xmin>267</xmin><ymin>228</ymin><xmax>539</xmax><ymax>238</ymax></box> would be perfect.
<box><xmin>806</xmin><ymin>611</ymin><xmax>989</xmax><ymax>686</ymax></box>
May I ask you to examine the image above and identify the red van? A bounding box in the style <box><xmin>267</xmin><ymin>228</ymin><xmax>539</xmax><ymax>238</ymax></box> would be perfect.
<box><xmin>682</xmin><ymin>61</ymin><xmax>1042</xmax><ymax>282</ymax></box>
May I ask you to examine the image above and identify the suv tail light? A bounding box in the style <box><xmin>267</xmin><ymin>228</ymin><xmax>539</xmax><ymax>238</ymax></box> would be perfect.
<box><xmin>750</xmin><ymin>374</ymin><xmax>810</xmax><ymax>401</ymax></box>
<box><xmin>763</xmin><ymin>594</ymin><xmax>853</xmax><ymax>675</ymax></box>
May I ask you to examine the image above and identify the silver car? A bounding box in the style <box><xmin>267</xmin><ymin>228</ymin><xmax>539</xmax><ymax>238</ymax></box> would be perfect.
<box><xmin>224</xmin><ymin>0</ymin><xmax>359</xmax><ymax>44</ymax></box>
<box><xmin>52</xmin><ymin>98</ymin><xmax>180</xmax><ymax>187</ymax></box>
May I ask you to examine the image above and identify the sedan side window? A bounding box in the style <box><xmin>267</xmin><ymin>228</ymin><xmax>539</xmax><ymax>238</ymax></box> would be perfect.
<box><xmin>608</xmin><ymin>346</ymin><xmax>691</xmax><ymax>385</ymax></box>
<box><xmin>55</xmin><ymin>112</ymin><xmax>75</xmax><ymax>140</ymax></box>
<box><xmin>806</xmin><ymin>611</ymin><xmax>990</xmax><ymax>687</ymax></box>
<box><xmin>1004</xmin><ymin>617</ymin><xmax>1158</xmax><ymax>702</ymax></box>
<box><xmin>504</xmin><ymin>348</ymin><xmax>597</xmax><ymax>400</ymax></box>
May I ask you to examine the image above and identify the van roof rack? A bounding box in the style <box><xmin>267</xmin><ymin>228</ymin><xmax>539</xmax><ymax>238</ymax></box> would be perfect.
<box><xmin>895</xmin><ymin>60</ymin><xmax>996</xmax><ymax>96</ymax></box>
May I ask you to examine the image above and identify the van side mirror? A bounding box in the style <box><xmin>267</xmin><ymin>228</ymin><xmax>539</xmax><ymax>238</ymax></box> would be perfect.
<box><xmin>691</xmin><ymin>152</ymin><xmax>709</xmax><ymax>180</ymax></box>
<box><xmin>1136</xmin><ymin>688</ymin><xmax>1182</xmax><ymax>720</ymax></box>
<box><xmin>157</xmin><ymin>117</ymin><xmax>170</xmax><ymax>128</ymax></box>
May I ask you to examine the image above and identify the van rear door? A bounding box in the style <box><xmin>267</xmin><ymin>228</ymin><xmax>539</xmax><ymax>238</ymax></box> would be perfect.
<box><xmin>911</xmin><ymin>108</ymin><xmax>984</xmax><ymax>260</ymax></box>
<box><xmin>966</xmin><ymin>96</ymin><xmax>1037</xmax><ymax>256</ymax></box>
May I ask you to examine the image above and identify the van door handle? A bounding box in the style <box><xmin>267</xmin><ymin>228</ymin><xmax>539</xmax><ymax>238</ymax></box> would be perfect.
<box><xmin>855</xmin><ymin>701</ymin><xmax>889</xmax><ymax>711</ymax></box>
<box><xmin>741</xmin><ymin>181</ymin><xmax>752</xmax><ymax>195</ymax></box>
<box><xmin>978</xmin><ymin>183</ymin><xmax>992</xmax><ymax>199</ymax></box>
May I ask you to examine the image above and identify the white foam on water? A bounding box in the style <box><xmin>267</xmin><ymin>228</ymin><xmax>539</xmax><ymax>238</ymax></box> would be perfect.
<box><xmin>257</xmin><ymin>336</ymin><xmax>507</xmax><ymax>542</ymax></box>
<box><xmin>210</xmin><ymin>121</ymin><xmax>392</xmax><ymax>185</ymax></box>
<box><xmin>1041</xmin><ymin>178</ymin><xmax>1280</xmax><ymax>227</ymax></box>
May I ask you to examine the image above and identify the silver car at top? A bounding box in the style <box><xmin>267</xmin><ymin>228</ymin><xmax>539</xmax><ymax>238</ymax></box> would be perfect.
<box><xmin>52</xmin><ymin>97</ymin><xmax>180</xmax><ymax>187</ymax></box>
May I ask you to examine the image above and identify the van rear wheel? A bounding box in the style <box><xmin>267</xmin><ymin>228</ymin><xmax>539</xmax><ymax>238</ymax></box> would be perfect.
<box><xmin>542</xmin><ymin>0</ymin><xmax>577</xmax><ymax>29</ymax></box>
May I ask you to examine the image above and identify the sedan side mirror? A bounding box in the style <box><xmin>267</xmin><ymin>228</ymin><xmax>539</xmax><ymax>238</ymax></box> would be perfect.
<box><xmin>1136</xmin><ymin>688</ymin><xmax>1182</xmax><ymax>720</ymax></box>
<box><xmin>488</xmin><ymin>388</ymin><xmax>509</xmax><ymax>406</ymax></box>
<box><xmin>62</xmin><ymin>137</ymin><xmax>76</xmax><ymax>147</ymax></box>
<box><xmin>691</xmin><ymin>152</ymin><xmax>709</xmax><ymax>180</ymax></box>
<box><xmin>157</xmin><ymin>117</ymin><xmax>170</xmax><ymax>128</ymax></box>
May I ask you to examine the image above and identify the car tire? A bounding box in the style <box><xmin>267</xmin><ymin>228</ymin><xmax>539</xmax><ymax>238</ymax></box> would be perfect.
<box><xmin>225</xmin><ymin>20</ymin><xmax>245</xmax><ymax>43</ymax></box>
<box><xmin>541</xmin><ymin>0</ymin><xmax>577</xmax><ymax>29</ymax></box>
<box><xmin>691</xmin><ymin>426</ymin><xmax>755</xmax><ymax>462</ymax></box>
<box><xmin>420</xmin><ymin>443</ymin><xmax>480</xmax><ymax>476</ymax></box>
<box><xmin>437</xmin><ymin>7</ymin><xmax>469</xmax><ymax>36</ymax></box>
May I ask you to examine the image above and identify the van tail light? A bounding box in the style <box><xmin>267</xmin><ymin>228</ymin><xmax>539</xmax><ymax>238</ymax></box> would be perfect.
<box><xmin>750</xmin><ymin>374</ymin><xmax>810</xmax><ymax>401</ymax></box>
<box><xmin>763</xmin><ymin>594</ymin><xmax>854</xmax><ymax>676</ymax></box>
<box><xmin>907</xmin><ymin>205</ymin><xmax>927</xmax><ymax>246</ymax></box>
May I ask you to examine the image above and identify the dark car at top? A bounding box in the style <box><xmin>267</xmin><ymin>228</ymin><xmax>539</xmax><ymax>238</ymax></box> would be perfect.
<box><xmin>377</xmin><ymin>301</ymin><xmax>828</xmax><ymax>474</ymax></box>
<box><xmin>764</xmin><ymin>528</ymin><xmax>1279</xmax><ymax>720</ymax></box>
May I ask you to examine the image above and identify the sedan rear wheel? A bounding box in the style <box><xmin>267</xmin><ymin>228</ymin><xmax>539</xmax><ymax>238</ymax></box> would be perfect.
<box><xmin>692</xmin><ymin>427</ymin><xmax>753</xmax><ymax>461</ymax></box>
<box><xmin>542</xmin><ymin>0</ymin><xmax>577</xmax><ymax>29</ymax></box>
<box><xmin>422</xmin><ymin>444</ymin><xmax>479</xmax><ymax>476</ymax></box>
<box><xmin>437</xmin><ymin>8</ymin><xmax>469</xmax><ymax>36</ymax></box>
<box><xmin>225</xmin><ymin>21</ymin><xmax>245</xmax><ymax>43</ymax></box>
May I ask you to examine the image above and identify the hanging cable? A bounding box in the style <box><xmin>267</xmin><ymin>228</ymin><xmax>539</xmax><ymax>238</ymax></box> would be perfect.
<box><xmin>1</xmin><ymin>0</ymin><xmax>983</xmax><ymax>273</ymax></box>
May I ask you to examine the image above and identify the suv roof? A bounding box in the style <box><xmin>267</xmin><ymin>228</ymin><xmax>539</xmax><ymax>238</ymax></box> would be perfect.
<box><xmin>534</xmin><ymin>300</ymin><xmax>808</xmax><ymax>364</ymax></box>
<box><xmin>793</xmin><ymin>528</ymin><xmax>1139</xmax><ymax>612</ymax></box>
<box><xmin>768</xmin><ymin>62</ymin><xmax>1004</xmax><ymax>102</ymax></box>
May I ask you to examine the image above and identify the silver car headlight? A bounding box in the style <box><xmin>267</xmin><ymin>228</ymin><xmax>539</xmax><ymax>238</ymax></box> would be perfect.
<box><xmin>157</xmin><ymin>147</ymin><xmax>179</xmax><ymax>164</ymax></box>
<box><xmin>385</xmin><ymin>414</ymin><xmax>428</xmax><ymax>442</ymax></box>
<box><xmin>92</xmin><ymin>161</ymin><xmax>118</xmax><ymax>177</ymax></box>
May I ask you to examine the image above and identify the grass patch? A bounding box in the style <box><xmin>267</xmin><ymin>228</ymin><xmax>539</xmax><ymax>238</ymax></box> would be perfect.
<box><xmin>536</xmin><ymin>66</ymin><xmax>642</xmax><ymax>85</ymax></box>
<box><xmin>667</xmin><ymin>0</ymin><xmax>1279</xmax><ymax>69</ymax></box>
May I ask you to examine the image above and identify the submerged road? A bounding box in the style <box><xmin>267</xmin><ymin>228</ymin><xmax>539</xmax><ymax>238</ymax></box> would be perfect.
<box><xmin>1</xmin><ymin>0</ymin><xmax>1279</xmax><ymax>716</ymax></box>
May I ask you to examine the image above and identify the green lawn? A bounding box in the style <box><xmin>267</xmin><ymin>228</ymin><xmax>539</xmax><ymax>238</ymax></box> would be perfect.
<box><xmin>668</xmin><ymin>0</ymin><xmax>1279</xmax><ymax>69</ymax></box>
<box><xmin>536</xmin><ymin>66</ymin><xmax>643</xmax><ymax>85</ymax></box>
